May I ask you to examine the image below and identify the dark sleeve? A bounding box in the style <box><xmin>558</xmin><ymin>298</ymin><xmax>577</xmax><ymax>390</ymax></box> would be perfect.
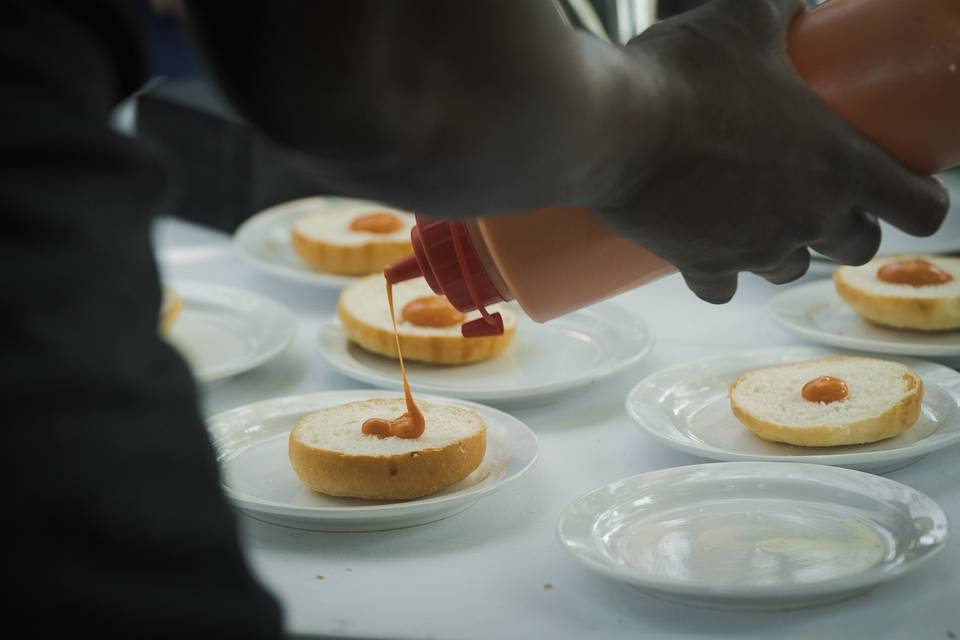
<box><xmin>1</xmin><ymin>2</ymin><xmax>283</xmax><ymax>637</ymax></box>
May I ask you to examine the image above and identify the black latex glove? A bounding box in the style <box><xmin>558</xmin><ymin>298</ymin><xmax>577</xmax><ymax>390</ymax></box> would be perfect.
<box><xmin>597</xmin><ymin>0</ymin><xmax>949</xmax><ymax>302</ymax></box>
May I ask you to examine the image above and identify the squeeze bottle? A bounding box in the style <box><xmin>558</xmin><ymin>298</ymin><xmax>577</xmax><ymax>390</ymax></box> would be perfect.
<box><xmin>385</xmin><ymin>0</ymin><xmax>960</xmax><ymax>337</ymax></box>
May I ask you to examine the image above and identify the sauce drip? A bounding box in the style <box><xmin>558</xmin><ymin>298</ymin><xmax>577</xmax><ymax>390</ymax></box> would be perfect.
<box><xmin>801</xmin><ymin>376</ymin><xmax>849</xmax><ymax>404</ymax></box>
<box><xmin>349</xmin><ymin>212</ymin><xmax>405</xmax><ymax>234</ymax></box>
<box><xmin>361</xmin><ymin>282</ymin><xmax>425</xmax><ymax>439</ymax></box>
<box><xmin>401</xmin><ymin>295</ymin><xmax>465</xmax><ymax>327</ymax></box>
<box><xmin>877</xmin><ymin>259</ymin><xmax>953</xmax><ymax>287</ymax></box>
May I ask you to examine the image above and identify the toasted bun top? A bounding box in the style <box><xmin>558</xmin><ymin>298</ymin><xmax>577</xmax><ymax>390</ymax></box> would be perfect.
<box><xmin>291</xmin><ymin>398</ymin><xmax>486</xmax><ymax>456</ymax></box>
<box><xmin>339</xmin><ymin>274</ymin><xmax>517</xmax><ymax>336</ymax></box>
<box><xmin>292</xmin><ymin>199</ymin><xmax>415</xmax><ymax>245</ymax></box>
<box><xmin>730</xmin><ymin>356</ymin><xmax>921</xmax><ymax>428</ymax></box>
<box><xmin>836</xmin><ymin>255</ymin><xmax>960</xmax><ymax>299</ymax></box>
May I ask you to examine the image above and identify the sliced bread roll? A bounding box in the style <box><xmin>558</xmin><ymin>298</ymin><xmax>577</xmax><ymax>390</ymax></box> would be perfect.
<box><xmin>291</xmin><ymin>199</ymin><xmax>415</xmax><ymax>275</ymax></box>
<box><xmin>338</xmin><ymin>274</ymin><xmax>517</xmax><ymax>365</ymax></box>
<box><xmin>729</xmin><ymin>356</ymin><xmax>923</xmax><ymax>447</ymax></box>
<box><xmin>834</xmin><ymin>255</ymin><xmax>960</xmax><ymax>331</ymax></box>
<box><xmin>288</xmin><ymin>398</ymin><xmax>487</xmax><ymax>499</ymax></box>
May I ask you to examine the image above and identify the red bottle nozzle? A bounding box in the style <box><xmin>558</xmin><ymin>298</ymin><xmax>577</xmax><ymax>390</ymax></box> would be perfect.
<box><xmin>383</xmin><ymin>253</ymin><xmax>422</xmax><ymax>284</ymax></box>
<box><xmin>462</xmin><ymin>313</ymin><xmax>504</xmax><ymax>338</ymax></box>
<box><xmin>383</xmin><ymin>216</ymin><xmax>509</xmax><ymax>337</ymax></box>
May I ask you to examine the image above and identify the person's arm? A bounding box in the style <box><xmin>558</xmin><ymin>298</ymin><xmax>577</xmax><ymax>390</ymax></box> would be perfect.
<box><xmin>184</xmin><ymin>0</ymin><xmax>948</xmax><ymax>302</ymax></box>
<box><xmin>2</xmin><ymin>2</ymin><xmax>282</xmax><ymax>636</ymax></box>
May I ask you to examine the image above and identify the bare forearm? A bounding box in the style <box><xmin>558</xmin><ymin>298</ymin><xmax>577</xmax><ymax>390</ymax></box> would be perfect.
<box><xmin>183</xmin><ymin>0</ymin><xmax>668</xmax><ymax>217</ymax></box>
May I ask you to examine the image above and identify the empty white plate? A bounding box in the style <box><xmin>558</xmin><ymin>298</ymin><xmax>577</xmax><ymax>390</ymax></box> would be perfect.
<box><xmin>625</xmin><ymin>347</ymin><xmax>960</xmax><ymax>474</ymax></box>
<box><xmin>315</xmin><ymin>302</ymin><xmax>654</xmax><ymax>404</ymax></box>
<box><xmin>769</xmin><ymin>279</ymin><xmax>960</xmax><ymax>357</ymax></box>
<box><xmin>557</xmin><ymin>462</ymin><xmax>949</xmax><ymax>611</ymax></box>
<box><xmin>233</xmin><ymin>196</ymin><xmax>360</xmax><ymax>288</ymax></box>
<box><xmin>207</xmin><ymin>389</ymin><xmax>539</xmax><ymax>532</ymax></box>
<box><xmin>165</xmin><ymin>281</ymin><xmax>297</xmax><ymax>383</ymax></box>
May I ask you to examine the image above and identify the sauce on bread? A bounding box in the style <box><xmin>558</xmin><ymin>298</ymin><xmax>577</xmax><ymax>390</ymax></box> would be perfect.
<box><xmin>349</xmin><ymin>212</ymin><xmax>405</xmax><ymax>234</ymax></box>
<box><xmin>801</xmin><ymin>376</ymin><xmax>849</xmax><ymax>404</ymax></box>
<box><xmin>362</xmin><ymin>281</ymin><xmax>426</xmax><ymax>439</ymax></box>
<box><xmin>401</xmin><ymin>295</ymin><xmax>465</xmax><ymax>327</ymax></box>
<box><xmin>877</xmin><ymin>258</ymin><xmax>953</xmax><ymax>287</ymax></box>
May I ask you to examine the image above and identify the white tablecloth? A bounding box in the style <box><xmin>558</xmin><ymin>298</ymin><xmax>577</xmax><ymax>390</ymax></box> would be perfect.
<box><xmin>153</xmin><ymin>216</ymin><xmax>960</xmax><ymax>640</ymax></box>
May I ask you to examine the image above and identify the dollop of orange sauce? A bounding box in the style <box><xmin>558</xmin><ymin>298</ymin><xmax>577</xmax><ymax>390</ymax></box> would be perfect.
<box><xmin>401</xmin><ymin>295</ymin><xmax>465</xmax><ymax>328</ymax></box>
<box><xmin>801</xmin><ymin>376</ymin><xmax>849</xmax><ymax>404</ymax></box>
<box><xmin>349</xmin><ymin>212</ymin><xmax>404</xmax><ymax>234</ymax></box>
<box><xmin>361</xmin><ymin>282</ymin><xmax>425</xmax><ymax>439</ymax></box>
<box><xmin>877</xmin><ymin>259</ymin><xmax>953</xmax><ymax>287</ymax></box>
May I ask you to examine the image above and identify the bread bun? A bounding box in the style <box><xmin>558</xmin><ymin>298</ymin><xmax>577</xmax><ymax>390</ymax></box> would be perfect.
<box><xmin>729</xmin><ymin>356</ymin><xmax>923</xmax><ymax>447</ymax></box>
<box><xmin>338</xmin><ymin>274</ymin><xmax>518</xmax><ymax>365</ymax></box>
<box><xmin>834</xmin><ymin>255</ymin><xmax>960</xmax><ymax>331</ymax></box>
<box><xmin>290</xmin><ymin>199</ymin><xmax>415</xmax><ymax>275</ymax></box>
<box><xmin>159</xmin><ymin>285</ymin><xmax>182</xmax><ymax>337</ymax></box>
<box><xmin>288</xmin><ymin>398</ymin><xmax>487</xmax><ymax>499</ymax></box>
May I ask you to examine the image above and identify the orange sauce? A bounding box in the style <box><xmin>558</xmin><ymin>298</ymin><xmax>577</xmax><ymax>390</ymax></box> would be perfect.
<box><xmin>401</xmin><ymin>295</ymin><xmax>465</xmax><ymax>327</ymax></box>
<box><xmin>349</xmin><ymin>212</ymin><xmax>404</xmax><ymax>234</ymax></box>
<box><xmin>361</xmin><ymin>282</ymin><xmax>425</xmax><ymax>439</ymax></box>
<box><xmin>877</xmin><ymin>259</ymin><xmax>953</xmax><ymax>287</ymax></box>
<box><xmin>801</xmin><ymin>376</ymin><xmax>849</xmax><ymax>404</ymax></box>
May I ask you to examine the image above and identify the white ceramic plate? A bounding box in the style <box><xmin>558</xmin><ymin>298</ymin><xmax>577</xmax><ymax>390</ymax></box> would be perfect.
<box><xmin>557</xmin><ymin>462</ymin><xmax>949</xmax><ymax>611</ymax></box>
<box><xmin>768</xmin><ymin>279</ymin><xmax>960</xmax><ymax>357</ymax></box>
<box><xmin>207</xmin><ymin>389</ymin><xmax>539</xmax><ymax>532</ymax></box>
<box><xmin>315</xmin><ymin>302</ymin><xmax>654</xmax><ymax>404</ymax></box>
<box><xmin>233</xmin><ymin>196</ymin><xmax>361</xmax><ymax>288</ymax></box>
<box><xmin>625</xmin><ymin>347</ymin><xmax>960</xmax><ymax>474</ymax></box>
<box><xmin>165</xmin><ymin>281</ymin><xmax>297</xmax><ymax>383</ymax></box>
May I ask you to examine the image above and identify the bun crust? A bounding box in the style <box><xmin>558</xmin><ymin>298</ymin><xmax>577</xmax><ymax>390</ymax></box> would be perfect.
<box><xmin>338</xmin><ymin>274</ymin><xmax>517</xmax><ymax>365</ymax></box>
<box><xmin>292</xmin><ymin>229</ymin><xmax>413</xmax><ymax>276</ymax></box>
<box><xmin>289</xmin><ymin>201</ymin><xmax>415</xmax><ymax>276</ymax></box>
<box><xmin>288</xmin><ymin>399</ymin><xmax>487</xmax><ymax>500</ymax></box>
<box><xmin>834</xmin><ymin>256</ymin><xmax>960</xmax><ymax>331</ymax></box>
<box><xmin>729</xmin><ymin>356</ymin><xmax>923</xmax><ymax>447</ymax></box>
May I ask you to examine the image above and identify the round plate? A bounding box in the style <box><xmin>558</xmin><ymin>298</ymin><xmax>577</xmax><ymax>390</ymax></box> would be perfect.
<box><xmin>768</xmin><ymin>279</ymin><xmax>960</xmax><ymax>357</ymax></box>
<box><xmin>207</xmin><ymin>390</ymin><xmax>539</xmax><ymax>532</ymax></box>
<box><xmin>625</xmin><ymin>347</ymin><xmax>960</xmax><ymax>474</ymax></box>
<box><xmin>233</xmin><ymin>196</ymin><xmax>361</xmax><ymax>288</ymax></box>
<box><xmin>315</xmin><ymin>302</ymin><xmax>654</xmax><ymax>404</ymax></box>
<box><xmin>557</xmin><ymin>462</ymin><xmax>949</xmax><ymax>611</ymax></box>
<box><xmin>165</xmin><ymin>281</ymin><xmax>297</xmax><ymax>383</ymax></box>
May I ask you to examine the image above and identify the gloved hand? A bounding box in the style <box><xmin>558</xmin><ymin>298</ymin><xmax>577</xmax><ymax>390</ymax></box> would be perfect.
<box><xmin>597</xmin><ymin>0</ymin><xmax>949</xmax><ymax>303</ymax></box>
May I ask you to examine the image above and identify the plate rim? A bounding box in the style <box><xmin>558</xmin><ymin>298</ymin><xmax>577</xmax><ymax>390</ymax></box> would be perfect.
<box><xmin>556</xmin><ymin>461</ymin><xmax>950</xmax><ymax>600</ymax></box>
<box><xmin>232</xmin><ymin>197</ymin><xmax>361</xmax><ymax>289</ymax></box>
<box><xmin>166</xmin><ymin>280</ymin><xmax>298</xmax><ymax>383</ymax></box>
<box><xmin>768</xmin><ymin>279</ymin><xmax>960</xmax><ymax>357</ymax></box>
<box><xmin>624</xmin><ymin>346</ymin><xmax>960</xmax><ymax>467</ymax></box>
<box><xmin>206</xmin><ymin>389</ymin><xmax>540</xmax><ymax>518</ymax></box>
<box><xmin>313</xmin><ymin>301</ymin><xmax>655</xmax><ymax>402</ymax></box>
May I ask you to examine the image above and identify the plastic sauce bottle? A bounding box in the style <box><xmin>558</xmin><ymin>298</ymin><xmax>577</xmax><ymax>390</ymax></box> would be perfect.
<box><xmin>385</xmin><ymin>0</ymin><xmax>960</xmax><ymax>336</ymax></box>
<box><xmin>788</xmin><ymin>0</ymin><xmax>960</xmax><ymax>175</ymax></box>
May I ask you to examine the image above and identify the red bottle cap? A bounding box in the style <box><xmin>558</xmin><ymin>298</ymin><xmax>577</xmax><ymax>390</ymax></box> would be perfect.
<box><xmin>384</xmin><ymin>217</ymin><xmax>507</xmax><ymax>337</ymax></box>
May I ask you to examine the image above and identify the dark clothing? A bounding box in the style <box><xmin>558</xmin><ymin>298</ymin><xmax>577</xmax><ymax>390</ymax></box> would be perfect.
<box><xmin>2</xmin><ymin>2</ymin><xmax>283</xmax><ymax>637</ymax></box>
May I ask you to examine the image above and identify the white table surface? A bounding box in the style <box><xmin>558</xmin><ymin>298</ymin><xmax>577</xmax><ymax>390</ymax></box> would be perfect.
<box><xmin>153</xmin><ymin>216</ymin><xmax>960</xmax><ymax>640</ymax></box>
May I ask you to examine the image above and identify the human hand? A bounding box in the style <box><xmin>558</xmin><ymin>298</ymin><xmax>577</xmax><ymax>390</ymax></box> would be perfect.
<box><xmin>597</xmin><ymin>0</ymin><xmax>949</xmax><ymax>303</ymax></box>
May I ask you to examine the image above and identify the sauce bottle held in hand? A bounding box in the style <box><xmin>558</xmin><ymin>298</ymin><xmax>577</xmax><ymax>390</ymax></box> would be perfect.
<box><xmin>386</xmin><ymin>0</ymin><xmax>960</xmax><ymax>336</ymax></box>
<box><xmin>788</xmin><ymin>0</ymin><xmax>960</xmax><ymax>175</ymax></box>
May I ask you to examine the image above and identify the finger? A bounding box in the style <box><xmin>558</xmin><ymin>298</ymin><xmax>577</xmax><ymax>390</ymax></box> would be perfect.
<box><xmin>855</xmin><ymin>149</ymin><xmax>950</xmax><ymax>237</ymax></box>
<box><xmin>682</xmin><ymin>271</ymin><xmax>738</xmax><ymax>304</ymax></box>
<box><xmin>810</xmin><ymin>206</ymin><xmax>882</xmax><ymax>266</ymax></box>
<box><xmin>753</xmin><ymin>247</ymin><xmax>811</xmax><ymax>284</ymax></box>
